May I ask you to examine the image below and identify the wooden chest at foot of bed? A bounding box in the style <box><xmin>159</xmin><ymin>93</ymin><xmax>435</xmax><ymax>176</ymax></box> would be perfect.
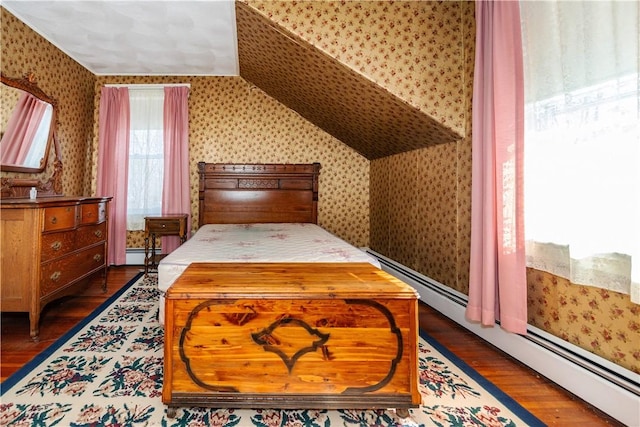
<box><xmin>162</xmin><ymin>262</ymin><xmax>421</xmax><ymax>416</ymax></box>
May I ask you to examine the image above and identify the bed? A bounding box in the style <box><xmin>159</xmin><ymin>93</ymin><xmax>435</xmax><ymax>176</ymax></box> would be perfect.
<box><xmin>161</xmin><ymin>162</ymin><xmax>420</xmax><ymax>416</ymax></box>
<box><xmin>156</xmin><ymin>163</ymin><xmax>381</xmax><ymax>323</ymax></box>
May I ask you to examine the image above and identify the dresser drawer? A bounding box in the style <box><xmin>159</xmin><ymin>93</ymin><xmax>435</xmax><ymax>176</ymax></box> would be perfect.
<box><xmin>41</xmin><ymin>230</ymin><xmax>77</xmax><ymax>262</ymax></box>
<box><xmin>76</xmin><ymin>223</ymin><xmax>107</xmax><ymax>248</ymax></box>
<box><xmin>40</xmin><ymin>243</ymin><xmax>106</xmax><ymax>297</ymax></box>
<box><xmin>43</xmin><ymin>206</ymin><xmax>77</xmax><ymax>232</ymax></box>
<box><xmin>80</xmin><ymin>202</ymin><xmax>107</xmax><ymax>225</ymax></box>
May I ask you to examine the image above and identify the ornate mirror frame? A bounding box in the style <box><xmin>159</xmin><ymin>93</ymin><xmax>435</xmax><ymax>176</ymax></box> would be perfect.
<box><xmin>1</xmin><ymin>72</ymin><xmax>63</xmax><ymax>198</ymax></box>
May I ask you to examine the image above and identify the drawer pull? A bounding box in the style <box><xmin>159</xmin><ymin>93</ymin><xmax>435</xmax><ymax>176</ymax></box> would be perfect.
<box><xmin>86</xmin><ymin>212</ymin><xmax>93</xmax><ymax>217</ymax></box>
<box><xmin>94</xmin><ymin>230</ymin><xmax>103</xmax><ymax>238</ymax></box>
<box><xmin>94</xmin><ymin>254</ymin><xmax>103</xmax><ymax>262</ymax></box>
<box><xmin>50</xmin><ymin>271</ymin><xmax>61</xmax><ymax>281</ymax></box>
<box><xmin>51</xmin><ymin>241</ymin><xmax>62</xmax><ymax>251</ymax></box>
<box><xmin>50</xmin><ymin>216</ymin><xmax>57</xmax><ymax>224</ymax></box>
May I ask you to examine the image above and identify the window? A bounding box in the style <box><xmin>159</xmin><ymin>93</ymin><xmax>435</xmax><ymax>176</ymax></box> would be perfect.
<box><xmin>521</xmin><ymin>1</ymin><xmax>639</xmax><ymax>302</ymax></box>
<box><xmin>126</xmin><ymin>88</ymin><xmax>165</xmax><ymax>230</ymax></box>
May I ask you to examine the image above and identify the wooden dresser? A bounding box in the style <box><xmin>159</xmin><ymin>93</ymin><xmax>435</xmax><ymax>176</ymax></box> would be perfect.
<box><xmin>0</xmin><ymin>196</ymin><xmax>111</xmax><ymax>340</ymax></box>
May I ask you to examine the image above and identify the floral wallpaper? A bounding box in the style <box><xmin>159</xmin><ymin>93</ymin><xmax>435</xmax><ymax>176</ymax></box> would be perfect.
<box><xmin>528</xmin><ymin>269</ymin><xmax>639</xmax><ymax>373</ymax></box>
<box><xmin>243</xmin><ymin>1</ymin><xmax>638</xmax><ymax>373</ymax></box>
<box><xmin>90</xmin><ymin>75</ymin><xmax>370</xmax><ymax>250</ymax></box>
<box><xmin>245</xmin><ymin>0</ymin><xmax>467</xmax><ymax>135</ymax></box>
<box><xmin>2</xmin><ymin>2</ymin><xmax>637</xmax><ymax>374</ymax></box>
<box><xmin>245</xmin><ymin>0</ymin><xmax>471</xmax><ymax>291</ymax></box>
<box><xmin>1</xmin><ymin>7</ymin><xmax>95</xmax><ymax>197</ymax></box>
<box><xmin>236</xmin><ymin>1</ymin><xmax>461</xmax><ymax>160</ymax></box>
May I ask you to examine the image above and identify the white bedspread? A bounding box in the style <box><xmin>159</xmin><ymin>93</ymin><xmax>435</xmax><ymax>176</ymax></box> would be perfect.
<box><xmin>157</xmin><ymin>223</ymin><xmax>380</xmax><ymax>323</ymax></box>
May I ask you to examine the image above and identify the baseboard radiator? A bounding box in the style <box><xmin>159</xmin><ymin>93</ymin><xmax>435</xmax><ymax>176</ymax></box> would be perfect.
<box><xmin>365</xmin><ymin>249</ymin><xmax>639</xmax><ymax>427</ymax></box>
<box><xmin>125</xmin><ymin>248</ymin><xmax>145</xmax><ymax>266</ymax></box>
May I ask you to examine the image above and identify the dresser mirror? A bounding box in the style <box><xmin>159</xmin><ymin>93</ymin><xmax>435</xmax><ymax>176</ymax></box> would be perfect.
<box><xmin>1</xmin><ymin>72</ymin><xmax>63</xmax><ymax>197</ymax></box>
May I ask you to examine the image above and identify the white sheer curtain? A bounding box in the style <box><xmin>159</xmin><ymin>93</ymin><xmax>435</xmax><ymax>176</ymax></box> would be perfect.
<box><xmin>520</xmin><ymin>1</ymin><xmax>639</xmax><ymax>303</ymax></box>
<box><xmin>126</xmin><ymin>88</ymin><xmax>165</xmax><ymax>230</ymax></box>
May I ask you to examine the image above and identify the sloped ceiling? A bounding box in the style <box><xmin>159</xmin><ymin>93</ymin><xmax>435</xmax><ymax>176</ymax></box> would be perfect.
<box><xmin>2</xmin><ymin>1</ymin><xmax>462</xmax><ymax>161</ymax></box>
<box><xmin>236</xmin><ymin>2</ymin><xmax>461</xmax><ymax>160</ymax></box>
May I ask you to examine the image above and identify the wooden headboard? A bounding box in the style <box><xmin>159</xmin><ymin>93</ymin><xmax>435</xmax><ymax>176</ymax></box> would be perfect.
<box><xmin>198</xmin><ymin>162</ymin><xmax>321</xmax><ymax>226</ymax></box>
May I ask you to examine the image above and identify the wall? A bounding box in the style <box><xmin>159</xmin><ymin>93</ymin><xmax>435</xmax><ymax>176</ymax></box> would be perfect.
<box><xmin>248</xmin><ymin>0</ymin><xmax>473</xmax><ymax>296</ymax></box>
<box><xmin>527</xmin><ymin>269</ymin><xmax>639</xmax><ymax>373</ymax></box>
<box><xmin>1</xmin><ymin>8</ymin><xmax>96</xmax><ymax>197</ymax></box>
<box><xmin>247</xmin><ymin>1</ymin><xmax>639</xmax><ymax>374</ymax></box>
<box><xmin>89</xmin><ymin>76</ymin><xmax>371</xmax><ymax>250</ymax></box>
<box><xmin>247</xmin><ymin>1</ymin><xmax>467</xmax><ymax>136</ymax></box>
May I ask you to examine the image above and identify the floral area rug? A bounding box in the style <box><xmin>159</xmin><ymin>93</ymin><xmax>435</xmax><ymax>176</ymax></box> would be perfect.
<box><xmin>0</xmin><ymin>273</ymin><xmax>544</xmax><ymax>427</ymax></box>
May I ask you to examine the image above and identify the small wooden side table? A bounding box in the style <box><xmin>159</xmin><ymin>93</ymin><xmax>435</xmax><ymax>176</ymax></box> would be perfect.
<box><xmin>144</xmin><ymin>214</ymin><xmax>188</xmax><ymax>276</ymax></box>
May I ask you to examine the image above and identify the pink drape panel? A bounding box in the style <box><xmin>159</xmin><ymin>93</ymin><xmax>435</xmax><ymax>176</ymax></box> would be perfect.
<box><xmin>97</xmin><ymin>87</ymin><xmax>130</xmax><ymax>266</ymax></box>
<box><xmin>0</xmin><ymin>93</ymin><xmax>48</xmax><ymax>165</ymax></box>
<box><xmin>466</xmin><ymin>0</ymin><xmax>527</xmax><ymax>334</ymax></box>
<box><xmin>161</xmin><ymin>86</ymin><xmax>191</xmax><ymax>254</ymax></box>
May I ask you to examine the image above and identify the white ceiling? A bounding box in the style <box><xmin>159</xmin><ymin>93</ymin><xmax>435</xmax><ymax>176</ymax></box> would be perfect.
<box><xmin>2</xmin><ymin>0</ymin><xmax>239</xmax><ymax>76</ymax></box>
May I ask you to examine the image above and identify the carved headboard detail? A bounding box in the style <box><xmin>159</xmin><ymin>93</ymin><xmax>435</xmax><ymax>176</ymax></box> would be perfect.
<box><xmin>198</xmin><ymin>162</ymin><xmax>321</xmax><ymax>226</ymax></box>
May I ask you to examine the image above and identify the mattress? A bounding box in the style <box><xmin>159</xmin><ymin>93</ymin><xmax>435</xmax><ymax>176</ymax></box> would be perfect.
<box><xmin>157</xmin><ymin>223</ymin><xmax>380</xmax><ymax>322</ymax></box>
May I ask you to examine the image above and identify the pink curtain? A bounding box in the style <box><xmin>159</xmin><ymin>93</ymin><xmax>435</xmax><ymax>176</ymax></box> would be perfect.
<box><xmin>466</xmin><ymin>0</ymin><xmax>527</xmax><ymax>334</ymax></box>
<box><xmin>97</xmin><ymin>87</ymin><xmax>130</xmax><ymax>266</ymax></box>
<box><xmin>0</xmin><ymin>93</ymin><xmax>48</xmax><ymax>165</ymax></box>
<box><xmin>161</xmin><ymin>86</ymin><xmax>191</xmax><ymax>254</ymax></box>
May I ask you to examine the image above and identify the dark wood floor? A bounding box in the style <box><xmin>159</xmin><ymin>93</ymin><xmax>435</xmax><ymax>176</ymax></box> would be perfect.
<box><xmin>0</xmin><ymin>266</ymin><xmax>623</xmax><ymax>426</ymax></box>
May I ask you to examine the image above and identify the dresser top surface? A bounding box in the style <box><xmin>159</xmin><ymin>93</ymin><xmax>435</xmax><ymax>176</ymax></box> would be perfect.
<box><xmin>1</xmin><ymin>196</ymin><xmax>111</xmax><ymax>208</ymax></box>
